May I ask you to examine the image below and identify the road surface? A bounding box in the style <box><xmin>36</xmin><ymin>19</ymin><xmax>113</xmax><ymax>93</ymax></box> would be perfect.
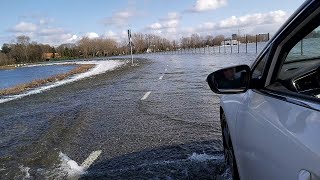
<box><xmin>0</xmin><ymin>53</ymin><xmax>256</xmax><ymax>179</ymax></box>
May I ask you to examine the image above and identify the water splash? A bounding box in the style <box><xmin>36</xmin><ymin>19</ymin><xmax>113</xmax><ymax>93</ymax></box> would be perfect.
<box><xmin>58</xmin><ymin>152</ymin><xmax>85</xmax><ymax>177</ymax></box>
<box><xmin>188</xmin><ymin>152</ymin><xmax>224</xmax><ymax>162</ymax></box>
<box><xmin>19</xmin><ymin>165</ymin><xmax>31</xmax><ymax>179</ymax></box>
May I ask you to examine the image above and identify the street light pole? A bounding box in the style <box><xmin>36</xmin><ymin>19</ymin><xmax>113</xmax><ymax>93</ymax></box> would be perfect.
<box><xmin>130</xmin><ymin>42</ymin><xmax>133</xmax><ymax>65</ymax></box>
<box><xmin>128</xmin><ymin>29</ymin><xmax>133</xmax><ymax>65</ymax></box>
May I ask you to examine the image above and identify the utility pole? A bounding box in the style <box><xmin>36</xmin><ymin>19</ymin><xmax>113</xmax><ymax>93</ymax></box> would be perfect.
<box><xmin>128</xmin><ymin>29</ymin><xmax>133</xmax><ymax>65</ymax></box>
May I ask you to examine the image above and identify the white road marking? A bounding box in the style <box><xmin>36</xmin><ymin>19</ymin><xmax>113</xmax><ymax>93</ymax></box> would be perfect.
<box><xmin>81</xmin><ymin>150</ymin><xmax>102</xmax><ymax>169</ymax></box>
<box><xmin>159</xmin><ymin>75</ymin><xmax>163</xmax><ymax>80</ymax></box>
<box><xmin>141</xmin><ymin>91</ymin><xmax>151</xmax><ymax>100</ymax></box>
<box><xmin>165</xmin><ymin>68</ymin><xmax>167</xmax><ymax>71</ymax></box>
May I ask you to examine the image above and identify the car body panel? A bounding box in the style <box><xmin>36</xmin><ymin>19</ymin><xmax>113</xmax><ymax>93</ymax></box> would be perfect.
<box><xmin>220</xmin><ymin>94</ymin><xmax>245</xmax><ymax>143</ymax></box>
<box><xmin>231</xmin><ymin>90</ymin><xmax>320</xmax><ymax>179</ymax></box>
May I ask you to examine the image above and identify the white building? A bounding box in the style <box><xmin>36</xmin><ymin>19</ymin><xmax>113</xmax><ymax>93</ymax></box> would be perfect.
<box><xmin>221</xmin><ymin>39</ymin><xmax>239</xmax><ymax>46</ymax></box>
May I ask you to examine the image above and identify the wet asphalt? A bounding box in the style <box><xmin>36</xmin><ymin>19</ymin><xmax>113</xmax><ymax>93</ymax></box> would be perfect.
<box><xmin>0</xmin><ymin>53</ymin><xmax>257</xmax><ymax>179</ymax></box>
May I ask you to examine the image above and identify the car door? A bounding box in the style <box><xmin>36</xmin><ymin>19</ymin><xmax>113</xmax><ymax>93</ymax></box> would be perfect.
<box><xmin>235</xmin><ymin>3</ymin><xmax>320</xmax><ymax>180</ymax></box>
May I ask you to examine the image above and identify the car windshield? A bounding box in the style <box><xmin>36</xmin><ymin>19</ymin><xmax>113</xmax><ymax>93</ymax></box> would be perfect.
<box><xmin>285</xmin><ymin>28</ymin><xmax>320</xmax><ymax>63</ymax></box>
<box><xmin>0</xmin><ymin>0</ymin><xmax>305</xmax><ymax>179</ymax></box>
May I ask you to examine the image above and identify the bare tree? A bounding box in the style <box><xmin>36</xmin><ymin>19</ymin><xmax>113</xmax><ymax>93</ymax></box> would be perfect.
<box><xmin>213</xmin><ymin>35</ymin><xmax>225</xmax><ymax>45</ymax></box>
<box><xmin>132</xmin><ymin>33</ymin><xmax>147</xmax><ymax>53</ymax></box>
<box><xmin>16</xmin><ymin>35</ymin><xmax>31</xmax><ymax>62</ymax></box>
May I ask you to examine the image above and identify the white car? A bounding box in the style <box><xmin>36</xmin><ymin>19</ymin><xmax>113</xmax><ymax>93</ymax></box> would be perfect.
<box><xmin>207</xmin><ymin>0</ymin><xmax>320</xmax><ymax>179</ymax></box>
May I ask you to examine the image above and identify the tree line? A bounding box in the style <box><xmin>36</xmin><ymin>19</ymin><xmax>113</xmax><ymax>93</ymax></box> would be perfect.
<box><xmin>0</xmin><ymin>33</ymin><xmax>269</xmax><ymax>66</ymax></box>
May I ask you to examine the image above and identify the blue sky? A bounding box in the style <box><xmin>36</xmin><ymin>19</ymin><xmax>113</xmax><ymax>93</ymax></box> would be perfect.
<box><xmin>0</xmin><ymin>0</ymin><xmax>305</xmax><ymax>46</ymax></box>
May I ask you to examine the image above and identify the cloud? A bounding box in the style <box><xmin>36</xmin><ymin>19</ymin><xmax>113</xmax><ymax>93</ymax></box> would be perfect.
<box><xmin>67</xmin><ymin>35</ymin><xmax>78</xmax><ymax>42</ymax></box>
<box><xmin>39</xmin><ymin>18</ymin><xmax>54</xmax><ymax>25</ymax></box>
<box><xmin>218</xmin><ymin>10</ymin><xmax>287</xmax><ymax>29</ymax></box>
<box><xmin>144</xmin><ymin>10</ymin><xmax>289</xmax><ymax>40</ymax></box>
<box><xmin>104</xmin><ymin>30</ymin><xmax>123</xmax><ymax>42</ymax></box>
<box><xmin>85</xmin><ymin>32</ymin><xmax>99</xmax><ymax>39</ymax></box>
<box><xmin>37</xmin><ymin>28</ymin><xmax>65</xmax><ymax>36</ymax></box>
<box><xmin>145</xmin><ymin>12</ymin><xmax>182</xmax><ymax>39</ymax></box>
<box><xmin>41</xmin><ymin>33</ymin><xmax>78</xmax><ymax>45</ymax></box>
<box><xmin>187</xmin><ymin>0</ymin><xmax>227</xmax><ymax>13</ymax></box>
<box><xmin>102</xmin><ymin>9</ymin><xmax>135</xmax><ymax>28</ymax></box>
<box><xmin>195</xmin><ymin>10</ymin><xmax>289</xmax><ymax>33</ymax></box>
<box><xmin>149</xmin><ymin>23</ymin><xmax>162</xmax><ymax>29</ymax></box>
<box><xmin>104</xmin><ymin>30</ymin><xmax>120</xmax><ymax>40</ymax></box>
<box><xmin>105</xmin><ymin>30</ymin><xmax>117</xmax><ymax>38</ymax></box>
<box><xmin>159</xmin><ymin>12</ymin><xmax>181</xmax><ymax>21</ymax></box>
<box><xmin>147</xmin><ymin>12</ymin><xmax>181</xmax><ymax>31</ymax></box>
<box><xmin>8</xmin><ymin>20</ymin><xmax>79</xmax><ymax>45</ymax></box>
<box><xmin>11</xmin><ymin>22</ymin><xmax>37</xmax><ymax>32</ymax></box>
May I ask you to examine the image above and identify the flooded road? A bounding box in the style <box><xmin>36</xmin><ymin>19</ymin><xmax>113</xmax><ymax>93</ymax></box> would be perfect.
<box><xmin>0</xmin><ymin>53</ymin><xmax>257</xmax><ymax>179</ymax></box>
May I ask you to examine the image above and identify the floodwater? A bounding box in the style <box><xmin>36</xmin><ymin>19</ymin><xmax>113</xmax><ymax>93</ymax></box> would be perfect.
<box><xmin>0</xmin><ymin>64</ymin><xmax>77</xmax><ymax>90</ymax></box>
<box><xmin>0</xmin><ymin>49</ymin><xmax>261</xmax><ymax>179</ymax></box>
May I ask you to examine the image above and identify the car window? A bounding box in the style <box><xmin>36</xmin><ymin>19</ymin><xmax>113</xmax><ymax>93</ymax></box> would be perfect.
<box><xmin>273</xmin><ymin>26</ymin><xmax>320</xmax><ymax>99</ymax></box>
<box><xmin>285</xmin><ymin>26</ymin><xmax>320</xmax><ymax>63</ymax></box>
<box><xmin>252</xmin><ymin>53</ymin><xmax>268</xmax><ymax>79</ymax></box>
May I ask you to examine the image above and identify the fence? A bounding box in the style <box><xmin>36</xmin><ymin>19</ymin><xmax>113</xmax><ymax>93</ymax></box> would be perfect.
<box><xmin>148</xmin><ymin>33</ymin><xmax>270</xmax><ymax>55</ymax></box>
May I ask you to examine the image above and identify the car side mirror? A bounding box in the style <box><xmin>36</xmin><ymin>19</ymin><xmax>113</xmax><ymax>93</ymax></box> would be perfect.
<box><xmin>206</xmin><ymin>65</ymin><xmax>251</xmax><ymax>94</ymax></box>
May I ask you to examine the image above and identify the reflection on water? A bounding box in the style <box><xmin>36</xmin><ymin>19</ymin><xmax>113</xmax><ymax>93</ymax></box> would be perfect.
<box><xmin>0</xmin><ymin>64</ymin><xmax>77</xmax><ymax>89</ymax></box>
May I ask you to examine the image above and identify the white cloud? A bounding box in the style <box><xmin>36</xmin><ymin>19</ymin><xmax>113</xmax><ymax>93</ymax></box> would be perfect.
<box><xmin>42</xmin><ymin>33</ymin><xmax>78</xmax><ymax>45</ymax></box>
<box><xmin>38</xmin><ymin>28</ymin><xmax>65</xmax><ymax>36</ymax></box>
<box><xmin>149</xmin><ymin>23</ymin><xmax>162</xmax><ymax>29</ymax></box>
<box><xmin>188</xmin><ymin>0</ymin><xmax>227</xmax><ymax>12</ymax></box>
<box><xmin>195</xmin><ymin>10</ymin><xmax>289</xmax><ymax>33</ymax></box>
<box><xmin>200</xmin><ymin>22</ymin><xmax>215</xmax><ymax>29</ymax></box>
<box><xmin>147</xmin><ymin>12</ymin><xmax>180</xmax><ymax>31</ymax></box>
<box><xmin>104</xmin><ymin>30</ymin><xmax>122</xmax><ymax>42</ymax></box>
<box><xmin>8</xmin><ymin>20</ymin><xmax>80</xmax><ymax>45</ymax></box>
<box><xmin>163</xmin><ymin>19</ymin><xmax>179</xmax><ymax>29</ymax></box>
<box><xmin>120</xmin><ymin>30</ymin><xmax>130</xmax><ymax>41</ymax></box>
<box><xmin>67</xmin><ymin>35</ymin><xmax>78</xmax><ymax>42</ymax></box>
<box><xmin>144</xmin><ymin>10</ymin><xmax>289</xmax><ymax>41</ymax></box>
<box><xmin>105</xmin><ymin>30</ymin><xmax>117</xmax><ymax>38</ymax></box>
<box><xmin>39</xmin><ymin>18</ymin><xmax>54</xmax><ymax>25</ymax></box>
<box><xmin>145</xmin><ymin>12</ymin><xmax>182</xmax><ymax>39</ymax></box>
<box><xmin>85</xmin><ymin>32</ymin><xmax>99</xmax><ymax>39</ymax></box>
<box><xmin>11</xmin><ymin>22</ymin><xmax>37</xmax><ymax>32</ymax></box>
<box><xmin>39</xmin><ymin>19</ymin><xmax>47</xmax><ymax>25</ymax></box>
<box><xmin>102</xmin><ymin>9</ymin><xmax>135</xmax><ymax>27</ymax></box>
<box><xmin>160</xmin><ymin>12</ymin><xmax>181</xmax><ymax>21</ymax></box>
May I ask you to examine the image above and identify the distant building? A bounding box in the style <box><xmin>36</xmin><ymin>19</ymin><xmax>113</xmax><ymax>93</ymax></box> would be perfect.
<box><xmin>232</xmin><ymin>34</ymin><xmax>238</xmax><ymax>40</ymax></box>
<box><xmin>221</xmin><ymin>39</ymin><xmax>239</xmax><ymax>46</ymax></box>
<box><xmin>42</xmin><ymin>53</ymin><xmax>61</xmax><ymax>60</ymax></box>
<box><xmin>259</xmin><ymin>33</ymin><xmax>269</xmax><ymax>42</ymax></box>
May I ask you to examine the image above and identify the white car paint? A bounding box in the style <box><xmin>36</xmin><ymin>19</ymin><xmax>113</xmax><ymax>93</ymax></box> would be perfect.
<box><xmin>220</xmin><ymin>89</ymin><xmax>320</xmax><ymax>180</ymax></box>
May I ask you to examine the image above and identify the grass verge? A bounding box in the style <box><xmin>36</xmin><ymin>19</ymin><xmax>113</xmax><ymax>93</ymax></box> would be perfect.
<box><xmin>0</xmin><ymin>65</ymin><xmax>21</xmax><ymax>70</ymax></box>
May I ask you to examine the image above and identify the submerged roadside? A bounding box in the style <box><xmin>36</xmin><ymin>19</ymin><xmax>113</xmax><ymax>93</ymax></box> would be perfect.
<box><xmin>0</xmin><ymin>59</ymin><xmax>131</xmax><ymax>104</ymax></box>
<box><xmin>0</xmin><ymin>64</ymin><xmax>95</xmax><ymax>96</ymax></box>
